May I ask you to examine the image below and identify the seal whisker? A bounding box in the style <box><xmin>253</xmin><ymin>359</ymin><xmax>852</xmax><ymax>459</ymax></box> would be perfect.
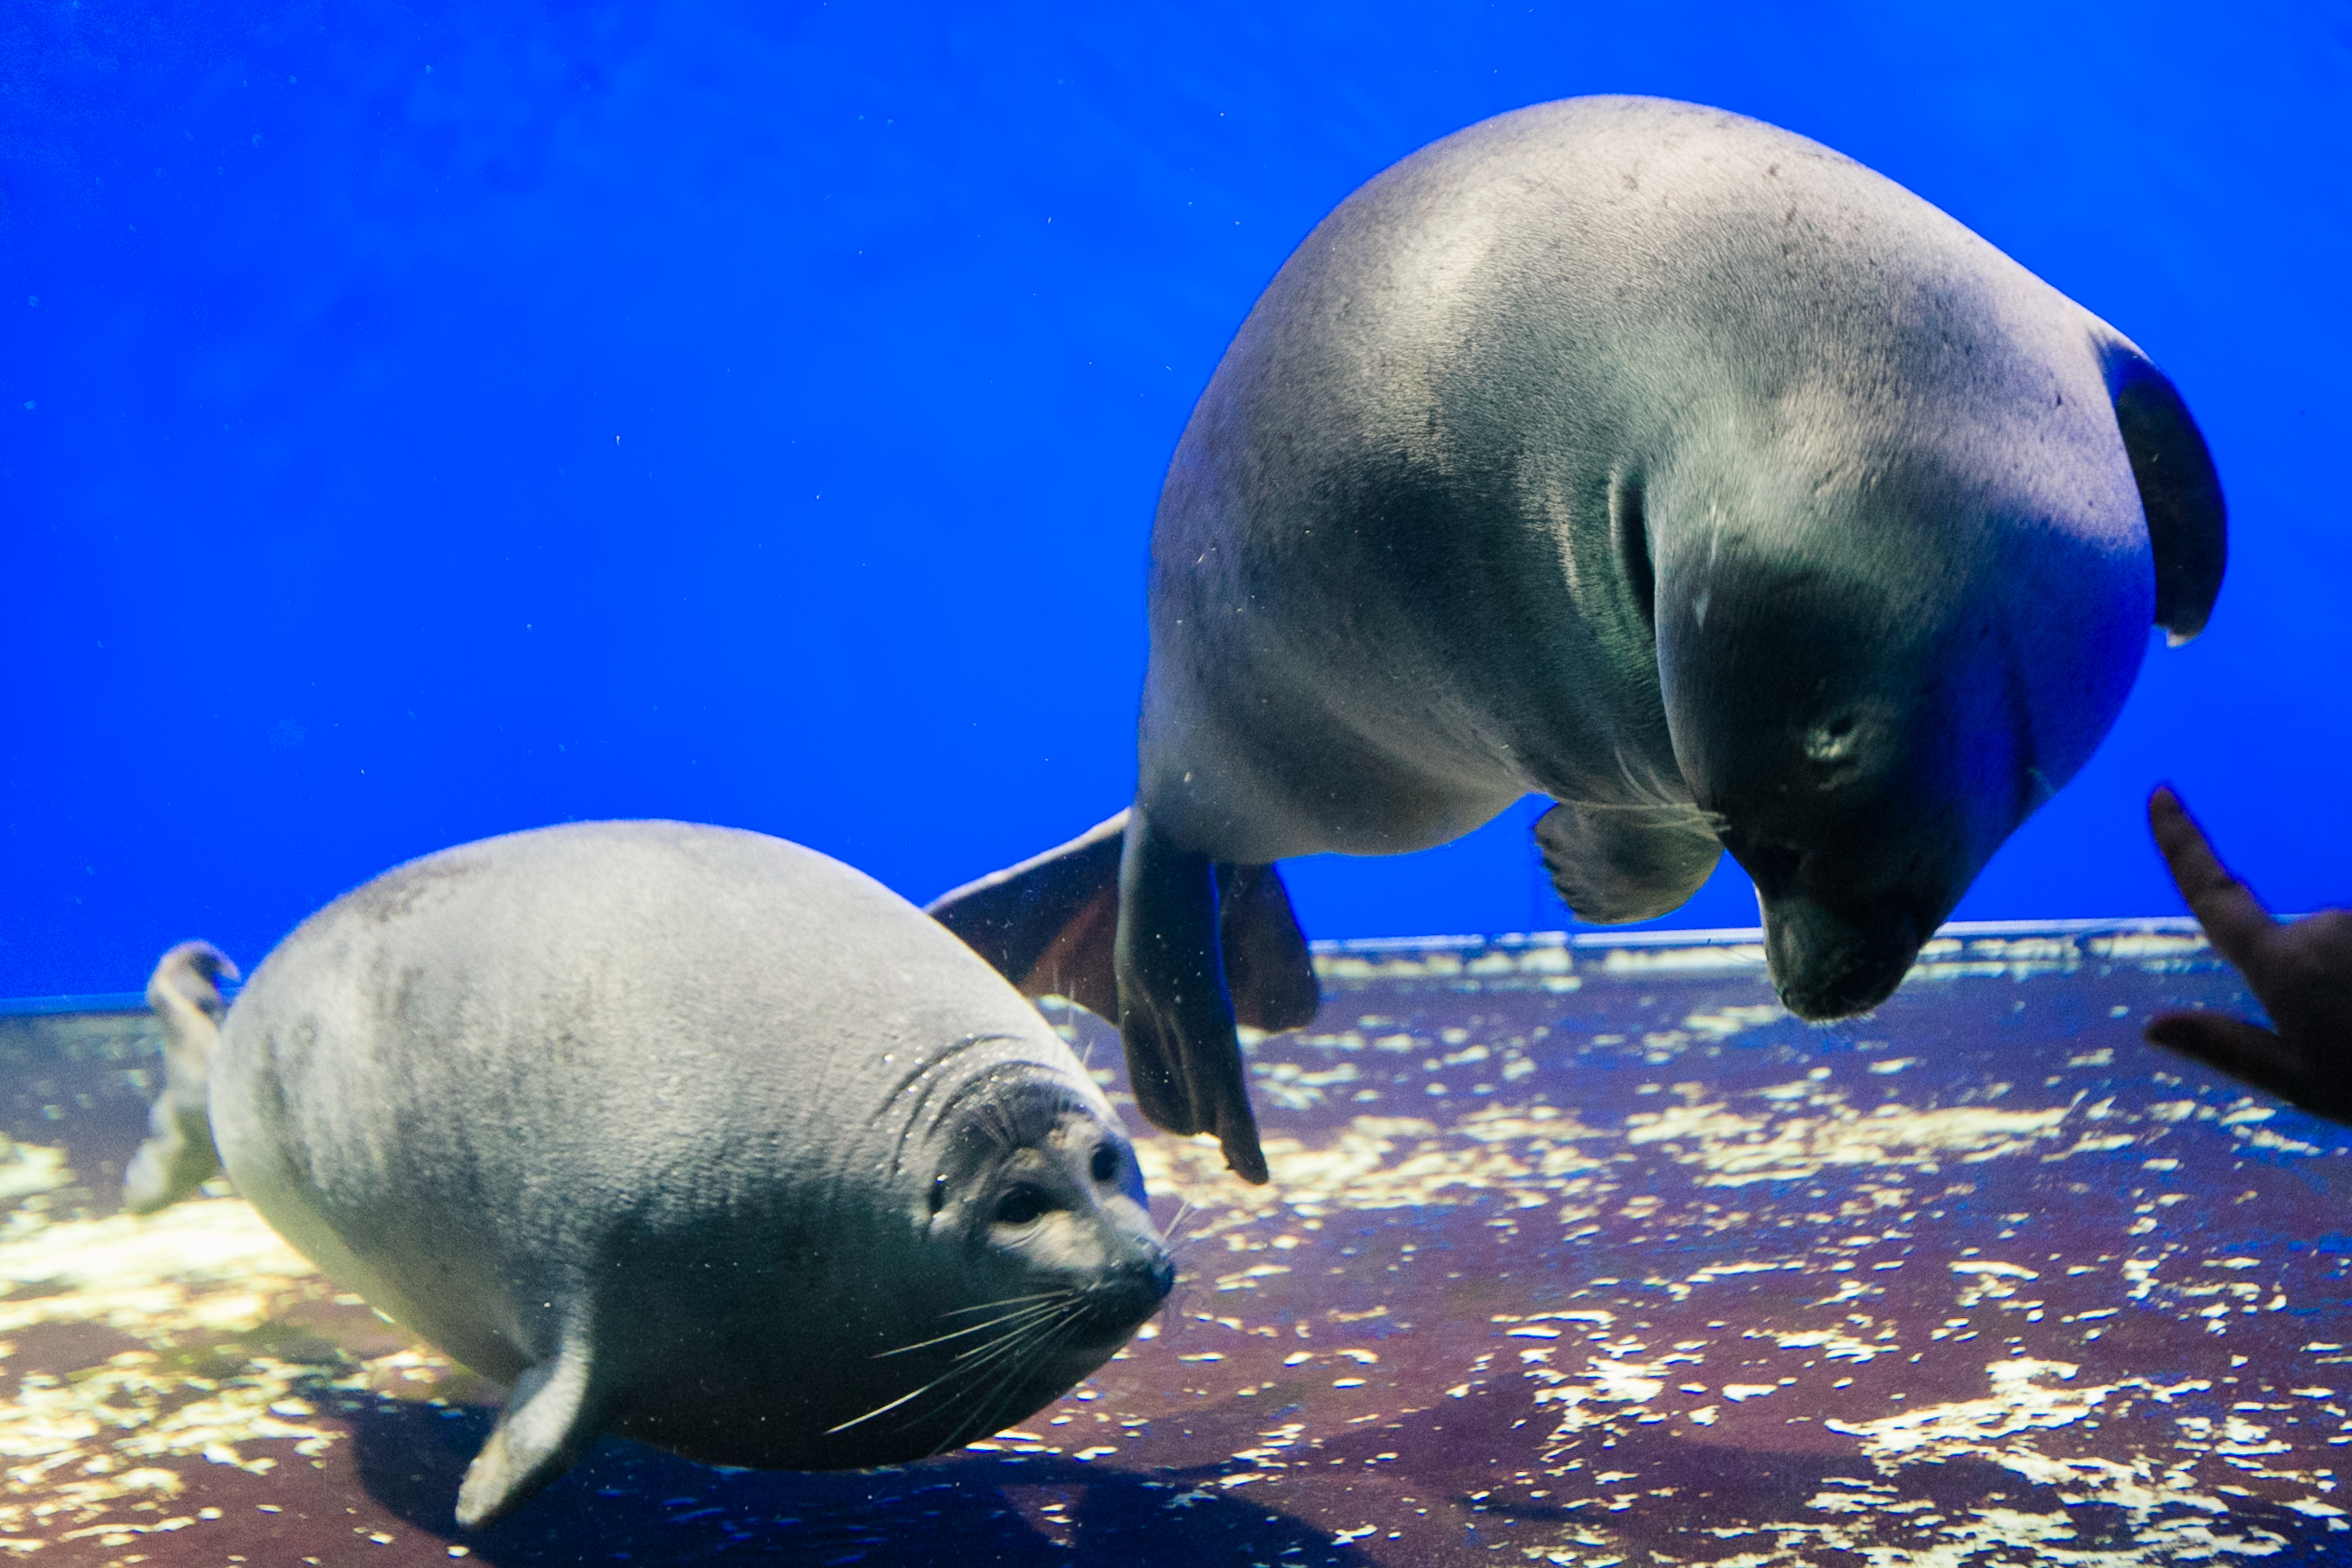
<box><xmin>940</xmin><ymin>1303</ymin><xmax>1091</xmax><ymax>1451</ymax></box>
<box><xmin>1545</xmin><ymin>794</ymin><xmax>1729</xmax><ymax>832</ymax></box>
<box><xmin>940</xmin><ymin>1290</ymin><xmax>1071</xmax><ymax>1317</ymax></box>
<box><xmin>946</xmin><ymin>1304</ymin><xmax>1080</xmax><ymax>1369</ymax></box>
<box><xmin>926</xmin><ymin>1297</ymin><xmax>1077</xmax><ymax>1363</ymax></box>
<box><xmin>892</xmin><ymin>1301</ymin><xmax>1076</xmax><ymax>1396</ymax></box>
<box><xmin>1157</xmin><ymin>1197</ymin><xmax>1198</xmax><ymax>1248</ymax></box>
<box><xmin>838</xmin><ymin>1302</ymin><xmax>1079</xmax><ymax>1440</ymax></box>
<box><xmin>829</xmin><ymin>1336</ymin><xmax>1029</xmax><ymax>1435</ymax></box>
<box><xmin>823</xmin><ymin>1379</ymin><xmax>947</xmax><ymax>1436</ymax></box>
<box><xmin>877</xmin><ymin>1302</ymin><xmax>1069</xmax><ymax>1359</ymax></box>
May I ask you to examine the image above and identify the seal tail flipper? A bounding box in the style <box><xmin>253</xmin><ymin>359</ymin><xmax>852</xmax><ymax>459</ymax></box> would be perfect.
<box><xmin>928</xmin><ymin>812</ymin><xmax>1129</xmax><ymax>1022</ymax></box>
<box><xmin>1217</xmin><ymin>863</ymin><xmax>1320</xmax><ymax>1032</ymax></box>
<box><xmin>122</xmin><ymin>941</ymin><xmax>239</xmax><ymax>1216</ymax></box>
<box><xmin>1114</xmin><ymin>809</ymin><xmax>1268</xmax><ymax>1183</ymax></box>
<box><xmin>455</xmin><ymin>1331</ymin><xmax>612</xmax><ymax>1530</ymax></box>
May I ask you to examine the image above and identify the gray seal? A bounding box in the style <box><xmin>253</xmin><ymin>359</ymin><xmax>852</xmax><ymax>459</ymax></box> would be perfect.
<box><xmin>123</xmin><ymin>822</ymin><xmax>1171</xmax><ymax>1529</ymax></box>
<box><xmin>933</xmin><ymin>95</ymin><xmax>2226</xmax><ymax>1183</ymax></box>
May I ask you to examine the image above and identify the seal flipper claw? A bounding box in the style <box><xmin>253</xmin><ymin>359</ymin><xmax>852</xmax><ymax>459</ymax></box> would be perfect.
<box><xmin>456</xmin><ymin>1332</ymin><xmax>610</xmax><ymax>1530</ymax></box>
<box><xmin>927</xmin><ymin>812</ymin><xmax>1128</xmax><ymax>1022</ymax></box>
<box><xmin>123</xmin><ymin>941</ymin><xmax>238</xmax><ymax>1216</ymax></box>
<box><xmin>1115</xmin><ymin>814</ymin><xmax>1269</xmax><ymax>1183</ymax></box>
<box><xmin>1535</xmin><ymin>802</ymin><xmax>1723</xmax><ymax>925</ymax></box>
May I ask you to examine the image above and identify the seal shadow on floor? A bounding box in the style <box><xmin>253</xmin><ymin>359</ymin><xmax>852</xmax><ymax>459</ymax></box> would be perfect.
<box><xmin>349</xmin><ymin>1398</ymin><xmax>1363</xmax><ymax>1566</ymax></box>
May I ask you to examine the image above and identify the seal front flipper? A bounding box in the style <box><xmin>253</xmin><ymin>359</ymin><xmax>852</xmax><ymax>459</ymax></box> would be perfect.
<box><xmin>123</xmin><ymin>941</ymin><xmax>239</xmax><ymax>1216</ymax></box>
<box><xmin>455</xmin><ymin>1328</ymin><xmax>614</xmax><ymax>1530</ymax></box>
<box><xmin>1535</xmin><ymin>802</ymin><xmax>1723</xmax><ymax>924</ymax></box>
<box><xmin>928</xmin><ymin>812</ymin><xmax>1128</xmax><ymax>1022</ymax></box>
<box><xmin>1115</xmin><ymin>811</ymin><xmax>1268</xmax><ymax>1183</ymax></box>
<box><xmin>2100</xmin><ymin>341</ymin><xmax>2226</xmax><ymax>646</ymax></box>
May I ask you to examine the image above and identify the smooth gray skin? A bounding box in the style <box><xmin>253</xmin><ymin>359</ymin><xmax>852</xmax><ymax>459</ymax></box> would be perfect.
<box><xmin>1107</xmin><ymin>95</ymin><xmax>2224</xmax><ymax>1177</ymax></box>
<box><xmin>122</xmin><ymin>823</ymin><xmax>1170</xmax><ymax>1530</ymax></box>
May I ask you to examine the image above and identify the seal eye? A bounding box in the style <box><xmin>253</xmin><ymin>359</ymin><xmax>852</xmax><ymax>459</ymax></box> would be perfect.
<box><xmin>928</xmin><ymin>1173</ymin><xmax>948</xmax><ymax>1214</ymax></box>
<box><xmin>993</xmin><ymin>1185</ymin><xmax>1054</xmax><ymax>1227</ymax></box>
<box><xmin>1091</xmin><ymin>1142</ymin><xmax>1121</xmax><ymax>1185</ymax></box>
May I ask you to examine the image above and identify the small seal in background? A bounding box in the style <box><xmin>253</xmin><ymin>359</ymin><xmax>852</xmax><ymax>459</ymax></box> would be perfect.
<box><xmin>125</xmin><ymin>822</ymin><xmax>1171</xmax><ymax>1529</ymax></box>
<box><xmin>933</xmin><ymin>94</ymin><xmax>2227</xmax><ymax>1183</ymax></box>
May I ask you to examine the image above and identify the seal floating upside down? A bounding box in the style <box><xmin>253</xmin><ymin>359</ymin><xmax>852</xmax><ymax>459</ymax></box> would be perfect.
<box><xmin>125</xmin><ymin>822</ymin><xmax>1172</xmax><ymax>1528</ymax></box>
<box><xmin>931</xmin><ymin>95</ymin><xmax>2228</xmax><ymax>1183</ymax></box>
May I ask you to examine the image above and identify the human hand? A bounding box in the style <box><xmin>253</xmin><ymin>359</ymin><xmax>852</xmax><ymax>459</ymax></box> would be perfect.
<box><xmin>2142</xmin><ymin>785</ymin><xmax>2352</xmax><ymax>1121</ymax></box>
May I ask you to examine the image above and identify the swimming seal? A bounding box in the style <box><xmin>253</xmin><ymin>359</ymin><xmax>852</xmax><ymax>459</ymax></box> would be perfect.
<box><xmin>932</xmin><ymin>95</ymin><xmax>2227</xmax><ymax>1183</ymax></box>
<box><xmin>123</xmin><ymin>822</ymin><xmax>1172</xmax><ymax>1528</ymax></box>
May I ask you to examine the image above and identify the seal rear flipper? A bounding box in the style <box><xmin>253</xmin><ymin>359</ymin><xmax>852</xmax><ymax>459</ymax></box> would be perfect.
<box><xmin>927</xmin><ymin>812</ymin><xmax>1127</xmax><ymax>1021</ymax></box>
<box><xmin>2101</xmin><ymin>339</ymin><xmax>2226</xmax><ymax>644</ymax></box>
<box><xmin>1217</xmin><ymin>863</ymin><xmax>1320</xmax><ymax>1032</ymax></box>
<box><xmin>1115</xmin><ymin>812</ymin><xmax>1268</xmax><ymax>1183</ymax></box>
<box><xmin>455</xmin><ymin>1332</ymin><xmax>612</xmax><ymax>1530</ymax></box>
<box><xmin>123</xmin><ymin>941</ymin><xmax>239</xmax><ymax>1216</ymax></box>
<box><xmin>1536</xmin><ymin>802</ymin><xmax>1724</xmax><ymax>924</ymax></box>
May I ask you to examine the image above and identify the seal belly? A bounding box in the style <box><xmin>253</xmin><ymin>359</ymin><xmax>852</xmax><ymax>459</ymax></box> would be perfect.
<box><xmin>206</xmin><ymin>989</ymin><xmax>558</xmax><ymax>1388</ymax></box>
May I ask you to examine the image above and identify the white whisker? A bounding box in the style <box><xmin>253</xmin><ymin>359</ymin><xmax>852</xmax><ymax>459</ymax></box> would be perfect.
<box><xmin>941</xmin><ymin>1291</ymin><xmax>1068</xmax><ymax>1317</ymax></box>
<box><xmin>877</xmin><ymin>1297</ymin><xmax>1072</xmax><ymax>1358</ymax></box>
<box><xmin>830</xmin><ymin>1322</ymin><xmax>1042</xmax><ymax>1434</ymax></box>
<box><xmin>945</xmin><ymin>1303</ymin><xmax>1089</xmax><ymax>1450</ymax></box>
<box><xmin>867</xmin><ymin>1305</ymin><xmax>1079</xmax><ymax>1442</ymax></box>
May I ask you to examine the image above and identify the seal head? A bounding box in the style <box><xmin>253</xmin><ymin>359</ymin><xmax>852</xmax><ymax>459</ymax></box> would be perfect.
<box><xmin>1649</xmin><ymin>336</ymin><xmax>2185</xmax><ymax>1016</ymax></box>
<box><xmin>851</xmin><ymin>1065</ymin><xmax>1171</xmax><ymax>1458</ymax></box>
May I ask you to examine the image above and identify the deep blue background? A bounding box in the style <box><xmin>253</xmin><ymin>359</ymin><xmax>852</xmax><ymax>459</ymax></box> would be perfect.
<box><xmin>3</xmin><ymin>2</ymin><xmax>2347</xmax><ymax>996</ymax></box>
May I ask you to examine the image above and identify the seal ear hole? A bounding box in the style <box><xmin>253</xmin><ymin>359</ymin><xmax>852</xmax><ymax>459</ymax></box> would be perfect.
<box><xmin>1091</xmin><ymin>1142</ymin><xmax>1121</xmax><ymax>1185</ymax></box>
<box><xmin>993</xmin><ymin>1185</ymin><xmax>1055</xmax><ymax>1227</ymax></box>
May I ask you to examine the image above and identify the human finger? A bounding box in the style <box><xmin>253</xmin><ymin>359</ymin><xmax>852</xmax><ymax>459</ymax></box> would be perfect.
<box><xmin>2148</xmin><ymin>785</ymin><xmax>2278</xmax><ymax>974</ymax></box>
<box><xmin>2142</xmin><ymin>1009</ymin><xmax>2321</xmax><ymax>1115</ymax></box>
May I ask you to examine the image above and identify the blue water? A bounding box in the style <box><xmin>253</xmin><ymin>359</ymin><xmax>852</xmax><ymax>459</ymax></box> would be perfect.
<box><xmin>3</xmin><ymin>1</ymin><xmax>2347</xmax><ymax>995</ymax></box>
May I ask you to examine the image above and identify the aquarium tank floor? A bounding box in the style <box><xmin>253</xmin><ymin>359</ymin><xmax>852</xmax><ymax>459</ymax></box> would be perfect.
<box><xmin>3</xmin><ymin>922</ymin><xmax>2347</xmax><ymax>1567</ymax></box>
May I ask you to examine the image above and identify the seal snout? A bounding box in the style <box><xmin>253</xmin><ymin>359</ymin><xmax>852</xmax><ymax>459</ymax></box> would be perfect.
<box><xmin>1759</xmin><ymin>891</ymin><xmax>1925</xmax><ymax>1021</ymax></box>
<box><xmin>1076</xmin><ymin>1248</ymin><xmax>1176</xmax><ymax>1343</ymax></box>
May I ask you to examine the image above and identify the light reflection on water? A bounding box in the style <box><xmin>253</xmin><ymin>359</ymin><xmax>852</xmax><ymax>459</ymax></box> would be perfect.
<box><xmin>2</xmin><ymin>926</ymin><xmax>2346</xmax><ymax>1565</ymax></box>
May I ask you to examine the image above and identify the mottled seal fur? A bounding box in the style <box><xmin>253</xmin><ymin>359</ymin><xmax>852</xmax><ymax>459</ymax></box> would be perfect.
<box><xmin>933</xmin><ymin>95</ymin><xmax>2226</xmax><ymax>1182</ymax></box>
<box><xmin>124</xmin><ymin>822</ymin><xmax>1171</xmax><ymax>1528</ymax></box>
